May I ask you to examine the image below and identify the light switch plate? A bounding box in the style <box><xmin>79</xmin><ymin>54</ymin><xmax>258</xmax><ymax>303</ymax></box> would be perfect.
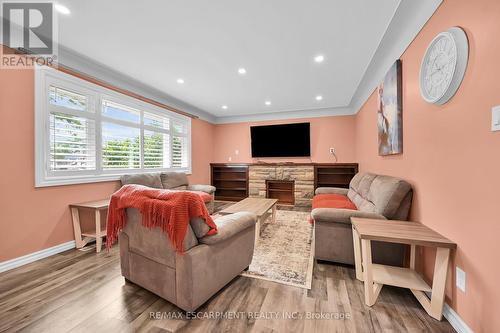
<box><xmin>456</xmin><ymin>266</ymin><xmax>466</xmax><ymax>292</ymax></box>
<box><xmin>492</xmin><ymin>106</ymin><xmax>500</xmax><ymax>131</ymax></box>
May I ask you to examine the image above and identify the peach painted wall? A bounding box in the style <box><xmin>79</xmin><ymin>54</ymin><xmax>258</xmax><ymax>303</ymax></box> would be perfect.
<box><xmin>354</xmin><ymin>0</ymin><xmax>500</xmax><ymax>331</ymax></box>
<box><xmin>0</xmin><ymin>65</ymin><xmax>215</xmax><ymax>262</ymax></box>
<box><xmin>189</xmin><ymin>118</ymin><xmax>215</xmax><ymax>184</ymax></box>
<box><xmin>213</xmin><ymin>116</ymin><xmax>356</xmax><ymax>164</ymax></box>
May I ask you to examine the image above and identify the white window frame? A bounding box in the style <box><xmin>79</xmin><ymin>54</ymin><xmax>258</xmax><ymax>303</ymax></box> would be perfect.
<box><xmin>35</xmin><ymin>65</ymin><xmax>191</xmax><ymax>187</ymax></box>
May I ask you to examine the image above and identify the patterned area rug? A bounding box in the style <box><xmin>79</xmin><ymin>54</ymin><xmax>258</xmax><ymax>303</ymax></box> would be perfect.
<box><xmin>241</xmin><ymin>209</ymin><xmax>314</xmax><ymax>289</ymax></box>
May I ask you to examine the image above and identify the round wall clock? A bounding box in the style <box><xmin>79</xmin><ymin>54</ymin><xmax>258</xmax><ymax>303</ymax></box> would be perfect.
<box><xmin>419</xmin><ymin>27</ymin><xmax>469</xmax><ymax>105</ymax></box>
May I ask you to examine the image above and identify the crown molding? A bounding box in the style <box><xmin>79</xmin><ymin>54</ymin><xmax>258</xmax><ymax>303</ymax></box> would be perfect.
<box><xmin>214</xmin><ymin>106</ymin><xmax>354</xmax><ymax>124</ymax></box>
<box><xmin>347</xmin><ymin>0</ymin><xmax>443</xmax><ymax>113</ymax></box>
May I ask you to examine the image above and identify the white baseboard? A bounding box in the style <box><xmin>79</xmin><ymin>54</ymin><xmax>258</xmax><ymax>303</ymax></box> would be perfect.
<box><xmin>442</xmin><ymin>302</ymin><xmax>474</xmax><ymax>333</ymax></box>
<box><xmin>0</xmin><ymin>241</ymin><xmax>76</xmax><ymax>273</ymax></box>
<box><xmin>425</xmin><ymin>291</ymin><xmax>474</xmax><ymax>333</ymax></box>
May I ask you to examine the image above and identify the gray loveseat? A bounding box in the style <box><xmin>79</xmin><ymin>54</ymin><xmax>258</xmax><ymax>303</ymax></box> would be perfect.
<box><xmin>312</xmin><ymin>172</ymin><xmax>413</xmax><ymax>266</ymax></box>
<box><xmin>121</xmin><ymin>171</ymin><xmax>216</xmax><ymax>213</ymax></box>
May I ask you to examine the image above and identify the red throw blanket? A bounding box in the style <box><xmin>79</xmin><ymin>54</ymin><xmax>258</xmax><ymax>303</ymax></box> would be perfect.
<box><xmin>106</xmin><ymin>184</ymin><xmax>217</xmax><ymax>253</ymax></box>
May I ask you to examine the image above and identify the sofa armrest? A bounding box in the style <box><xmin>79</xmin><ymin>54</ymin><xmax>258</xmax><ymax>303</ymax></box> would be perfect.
<box><xmin>187</xmin><ymin>184</ymin><xmax>216</xmax><ymax>194</ymax></box>
<box><xmin>175</xmin><ymin>219</ymin><xmax>255</xmax><ymax>311</ymax></box>
<box><xmin>315</xmin><ymin>187</ymin><xmax>349</xmax><ymax>195</ymax></box>
<box><xmin>200</xmin><ymin>212</ymin><xmax>256</xmax><ymax>245</ymax></box>
<box><xmin>311</xmin><ymin>208</ymin><xmax>386</xmax><ymax>225</ymax></box>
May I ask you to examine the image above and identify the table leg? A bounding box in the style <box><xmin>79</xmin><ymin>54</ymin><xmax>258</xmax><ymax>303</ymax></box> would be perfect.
<box><xmin>254</xmin><ymin>217</ymin><xmax>261</xmax><ymax>248</ymax></box>
<box><xmin>410</xmin><ymin>244</ymin><xmax>416</xmax><ymax>270</ymax></box>
<box><xmin>429</xmin><ymin>247</ymin><xmax>451</xmax><ymax>320</ymax></box>
<box><xmin>95</xmin><ymin>209</ymin><xmax>102</xmax><ymax>253</ymax></box>
<box><xmin>352</xmin><ymin>226</ymin><xmax>363</xmax><ymax>281</ymax></box>
<box><xmin>271</xmin><ymin>204</ymin><xmax>277</xmax><ymax>223</ymax></box>
<box><xmin>71</xmin><ymin>208</ymin><xmax>85</xmax><ymax>248</ymax></box>
<box><xmin>361</xmin><ymin>239</ymin><xmax>382</xmax><ymax>306</ymax></box>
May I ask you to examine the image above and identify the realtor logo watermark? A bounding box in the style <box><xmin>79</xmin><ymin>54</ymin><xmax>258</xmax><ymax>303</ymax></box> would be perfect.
<box><xmin>1</xmin><ymin>1</ymin><xmax>58</xmax><ymax>68</ymax></box>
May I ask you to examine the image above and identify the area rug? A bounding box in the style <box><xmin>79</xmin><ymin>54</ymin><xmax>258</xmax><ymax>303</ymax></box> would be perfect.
<box><xmin>241</xmin><ymin>209</ymin><xmax>314</xmax><ymax>289</ymax></box>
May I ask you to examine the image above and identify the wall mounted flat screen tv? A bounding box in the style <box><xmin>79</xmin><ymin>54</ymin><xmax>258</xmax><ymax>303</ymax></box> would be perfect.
<box><xmin>250</xmin><ymin>122</ymin><xmax>310</xmax><ymax>157</ymax></box>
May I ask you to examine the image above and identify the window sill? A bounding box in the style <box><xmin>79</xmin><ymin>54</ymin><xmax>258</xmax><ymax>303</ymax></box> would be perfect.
<box><xmin>35</xmin><ymin>168</ymin><xmax>192</xmax><ymax>188</ymax></box>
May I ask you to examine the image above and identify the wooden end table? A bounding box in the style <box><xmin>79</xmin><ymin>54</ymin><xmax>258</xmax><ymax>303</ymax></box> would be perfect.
<box><xmin>351</xmin><ymin>217</ymin><xmax>456</xmax><ymax>320</ymax></box>
<box><xmin>219</xmin><ymin>197</ymin><xmax>278</xmax><ymax>247</ymax></box>
<box><xmin>70</xmin><ymin>199</ymin><xmax>110</xmax><ymax>253</ymax></box>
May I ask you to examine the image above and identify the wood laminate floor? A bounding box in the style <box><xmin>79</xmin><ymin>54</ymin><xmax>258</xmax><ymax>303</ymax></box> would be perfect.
<box><xmin>0</xmin><ymin>245</ymin><xmax>455</xmax><ymax>333</ymax></box>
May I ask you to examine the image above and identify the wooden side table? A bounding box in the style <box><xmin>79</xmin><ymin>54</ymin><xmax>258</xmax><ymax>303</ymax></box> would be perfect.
<box><xmin>70</xmin><ymin>199</ymin><xmax>110</xmax><ymax>253</ymax></box>
<box><xmin>351</xmin><ymin>217</ymin><xmax>456</xmax><ymax>320</ymax></box>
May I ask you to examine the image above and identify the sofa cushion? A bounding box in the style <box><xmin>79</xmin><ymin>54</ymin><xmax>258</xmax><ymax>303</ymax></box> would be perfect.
<box><xmin>186</xmin><ymin>191</ymin><xmax>213</xmax><ymax>203</ymax></box>
<box><xmin>161</xmin><ymin>172</ymin><xmax>189</xmax><ymax>189</ymax></box>
<box><xmin>120</xmin><ymin>173</ymin><xmax>162</xmax><ymax>188</ymax></box>
<box><xmin>187</xmin><ymin>184</ymin><xmax>216</xmax><ymax>194</ymax></box>
<box><xmin>312</xmin><ymin>194</ymin><xmax>357</xmax><ymax>210</ymax></box>
<box><xmin>190</xmin><ymin>217</ymin><xmax>211</xmax><ymax>238</ymax></box>
<box><xmin>368</xmin><ymin>175</ymin><xmax>412</xmax><ymax>218</ymax></box>
<box><xmin>348</xmin><ymin>173</ymin><xmax>376</xmax><ymax>202</ymax></box>
<box><xmin>349</xmin><ymin>192</ymin><xmax>376</xmax><ymax>214</ymax></box>
<box><xmin>200</xmin><ymin>212</ymin><xmax>257</xmax><ymax>245</ymax></box>
<box><xmin>315</xmin><ymin>187</ymin><xmax>349</xmax><ymax>195</ymax></box>
<box><xmin>347</xmin><ymin>172</ymin><xmax>412</xmax><ymax>219</ymax></box>
<box><xmin>348</xmin><ymin>173</ymin><xmax>375</xmax><ymax>213</ymax></box>
<box><xmin>124</xmin><ymin>208</ymin><xmax>198</xmax><ymax>268</ymax></box>
<box><xmin>311</xmin><ymin>208</ymin><xmax>386</xmax><ymax>225</ymax></box>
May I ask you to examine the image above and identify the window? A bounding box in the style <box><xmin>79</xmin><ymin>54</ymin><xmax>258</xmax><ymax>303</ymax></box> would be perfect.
<box><xmin>35</xmin><ymin>66</ymin><xmax>191</xmax><ymax>187</ymax></box>
<box><xmin>49</xmin><ymin>112</ymin><xmax>96</xmax><ymax>171</ymax></box>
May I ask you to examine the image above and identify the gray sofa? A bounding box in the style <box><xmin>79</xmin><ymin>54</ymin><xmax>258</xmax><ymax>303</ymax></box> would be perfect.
<box><xmin>119</xmin><ymin>209</ymin><xmax>256</xmax><ymax>311</ymax></box>
<box><xmin>312</xmin><ymin>172</ymin><xmax>413</xmax><ymax>266</ymax></box>
<box><xmin>120</xmin><ymin>172</ymin><xmax>216</xmax><ymax>213</ymax></box>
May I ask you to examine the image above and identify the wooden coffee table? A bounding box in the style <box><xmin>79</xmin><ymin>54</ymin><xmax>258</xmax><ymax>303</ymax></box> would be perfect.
<box><xmin>220</xmin><ymin>197</ymin><xmax>278</xmax><ymax>246</ymax></box>
<box><xmin>351</xmin><ymin>217</ymin><xmax>456</xmax><ymax>320</ymax></box>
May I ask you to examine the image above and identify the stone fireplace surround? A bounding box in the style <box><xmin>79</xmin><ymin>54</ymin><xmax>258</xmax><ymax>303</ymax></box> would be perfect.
<box><xmin>248</xmin><ymin>165</ymin><xmax>314</xmax><ymax>207</ymax></box>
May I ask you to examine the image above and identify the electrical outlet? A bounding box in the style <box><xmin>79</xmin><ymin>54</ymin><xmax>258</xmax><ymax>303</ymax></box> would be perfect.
<box><xmin>492</xmin><ymin>106</ymin><xmax>500</xmax><ymax>131</ymax></box>
<box><xmin>456</xmin><ymin>266</ymin><xmax>466</xmax><ymax>292</ymax></box>
<box><xmin>235</xmin><ymin>149</ymin><xmax>239</xmax><ymax>155</ymax></box>
<box><xmin>228</xmin><ymin>156</ymin><xmax>232</xmax><ymax>162</ymax></box>
<box><xmin>329</xmin><ymin>147</ymin><xmax>335</xmax><ymax>154</ymax></box>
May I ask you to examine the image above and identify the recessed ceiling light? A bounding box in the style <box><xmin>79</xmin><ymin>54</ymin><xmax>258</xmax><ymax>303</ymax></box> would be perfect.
<box><xmin>176</xmin><ymin>78</ymin><xmax>184</xmax><ymax>84</ymax></box>
<box><xmin>265</xmin><ymin>101</ymin><xmax>271</xmax><ymax>106</ymax></box>
<box><xmin>314</xmin><ymin>55</ymin><xmax>325</xmax><ymax>63</ymax></box>
<box><xmin>238</xmin><ymin>68</ymin><xmax>247</xmax><ymax>75</ymax></box>
<box><xmin>55</xmin><ymin>4</ymin><xmax>70</xmax><ymax>15</ymax></box>
<box><xmin>221</xmin><ymin>105</ymin><xmax>228</xmax><ymax>110</ymax></box>
<box><xmin>315</xmin><ymin>95</ymin><xmax>323</xmax><ymax>101</ymax></box>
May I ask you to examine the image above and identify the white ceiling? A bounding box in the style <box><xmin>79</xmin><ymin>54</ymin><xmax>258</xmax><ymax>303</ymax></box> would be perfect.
<box><xmin>53</xmin><ymin>0</ymin><xmax>441</xmax><ymax>122</ymax></box>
